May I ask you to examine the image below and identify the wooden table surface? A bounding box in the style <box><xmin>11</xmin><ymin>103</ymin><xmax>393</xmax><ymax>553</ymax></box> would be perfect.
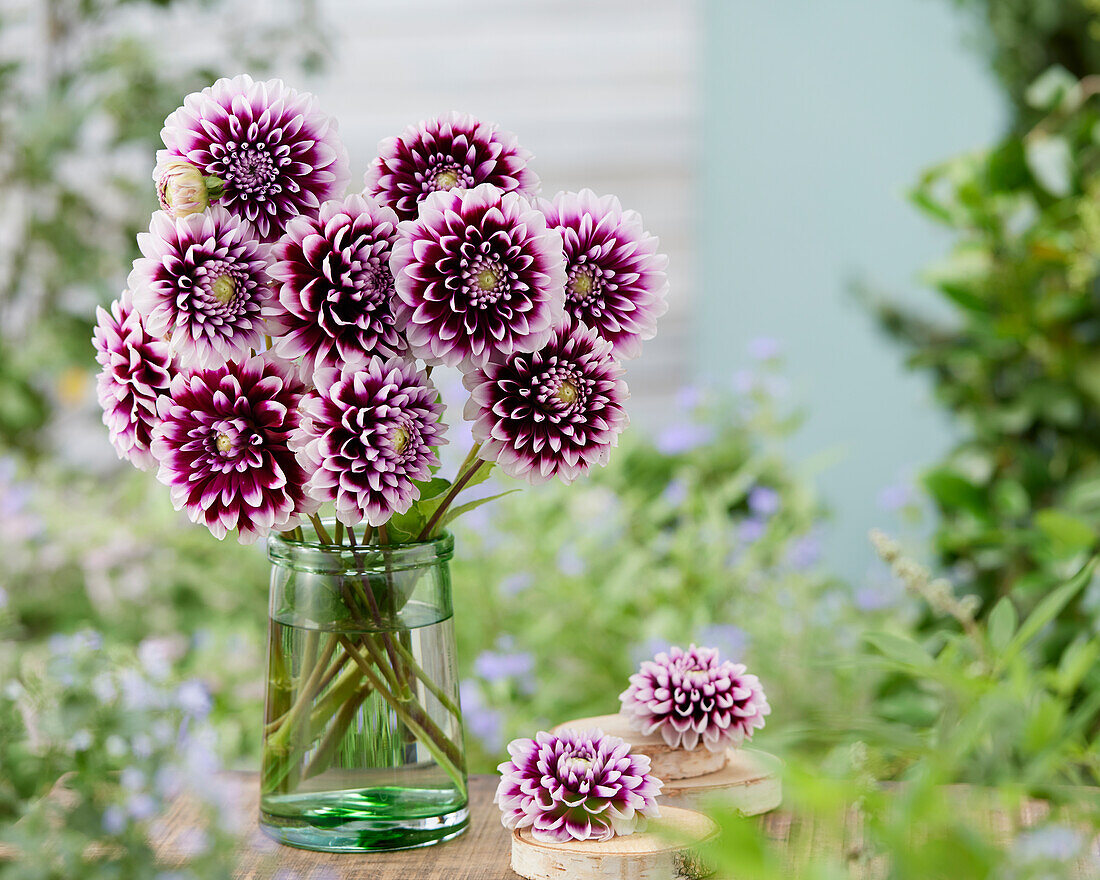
<box><xmin>150</xmin><ymin>773</ymin><xmax>1096</xmax><ymax>880</ymax></box>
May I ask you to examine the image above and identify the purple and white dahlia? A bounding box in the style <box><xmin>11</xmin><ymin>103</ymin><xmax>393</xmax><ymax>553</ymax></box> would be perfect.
<box><xmin>92</xmin><ymin>292</ymin><xmax>175</xmax><ymax>471</ymax></box>
<box><xmin>390</xmin><ymin>184</ymin><xmax>566</xmax><ymax>370</ymax></box>
<box><xmin>463</xmin><ymin>317</ymin><xmax>629</xmax><ymax>484</ymax></box>
<box><xmin>365</xmin><ymin>111</ymin><xmax>538</xmax><ymax>221</ymax></box>
<box><xmin>150</xmin><ymin>354</ymin><xmax>315</xmax><ymax>544</ymax></box>
<box><xmin>158</xmin><ymin>74</ymin><xmax>350</xmax><ymax>241</ymax></box>
<box><xmin>620</xmin><ymin>645</ymin><xmax>770</xmax><ymax>752</ymax></box>
<box><xmin>494</xmin><ymin>729</ymin><xmax>662</xmax><ymax>843</ymax></box>
<box><xmin>294</xmin><ymin>357</ymin><xmax>445</xmax><ymax>527</ymax></box>
<box><xmin>538</xmin><ymin>189</ymin><xmax>669</xmax><ymax>360</ymax></box>
<box><xmin>128</xmin><ymin>207</ymin><xmax>271</xmax><ymax>370</ymax></box>
<box><xmin>266</xmin><ymin>193</ymin><xmax>404</xmax><ymax>380</ymax></box>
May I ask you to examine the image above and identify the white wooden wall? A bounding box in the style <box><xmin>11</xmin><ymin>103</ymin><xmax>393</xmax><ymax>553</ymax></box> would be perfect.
<box><xmin>313</xmin><ymin>0</ymin><xmax>700</xmax><ymax>426</ymax></box>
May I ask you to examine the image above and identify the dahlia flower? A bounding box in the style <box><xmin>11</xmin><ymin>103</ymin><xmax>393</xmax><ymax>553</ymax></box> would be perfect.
<box><xmin>619</xmin><ymin>645</ymin><xmax>770</xmax><ymax>752</ymax></box>
<box><xmin>494</xmin><ymin>729</ymin><xmax>662</xmax><ymax>843</ymax></box>
<box><xmin>128</xmin><ymin>207</ymin><xmax>270</xmax><ymax>370</ymax></box>
<box><xmin>150</xmin><ymin>354</ymin><xmax>315</xmax><ymax>544</ymax></box>
<box><xmin>154</xmin><ymin>157</ymin><xmax>215</xmax><ymax>218</ymax></box>
<box><xmin>463</xmin><ymin>318</ymin><xmax>628</xmax><ymax>484</ymax></box>
<box><xmin>390</xmin><ymin>184</ymin><xmax>566</xmax><ymax>369</ymax></box>
<box><xmin>538</xmin><ymin>189</ymin><xmax>668</xmax><ymax>359</ymax></box>
<box><xmin>365</xmin><ymin>111</ymin><xmax>538</xmax><ymax>221</ymax></box>
<box><xmin>294</xmin><ymin>357</ymin><xmax>445</xmax><ymax>527</ymax></box>
<box><xmin>159</xmin><ymin>74</ymin><xmax>350</xmax><ymax>241</ymax></box>
<box><xmin>92</xmin><ymin>292</ymin><xmax>175</xmax><ymax>471</ymax></box>
<box><xmin>266</xmin><ymin>193</ymin><xmax>404</xmax><ymax>380</ymax></box>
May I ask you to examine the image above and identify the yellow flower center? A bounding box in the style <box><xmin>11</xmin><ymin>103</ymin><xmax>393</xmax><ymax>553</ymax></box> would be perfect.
<box><xmin>555</xmin><ymin>381</ymin><xmax>579</xmax><ymax>406</ymax></box>
<box><xmin>211</xmin><ymin>274</ymin><xmax>235</xmax><ymax>304</ymax></box>
<box><xmin>569</xmin><ymin>269</ymin><xmax>594</xmax><ymax>297</ymax></box>
<box><xmin>391</xmin><ymin>426</ymin><xmax>409</xmax><ymax>454</ymax></box>
<box><xmin>476</xmin><ymin>268</ymin><xmax>499</xmax><ymax>291</ymax></box>
<box><xmin>215</xmin><ymin>431</ymin><xmax>233</xmax><ymax>454</ymax></box>
<box><xmin>435</xmin><ymin>169</ymin><xmax>460</xmax><ymax>190</ymax></box>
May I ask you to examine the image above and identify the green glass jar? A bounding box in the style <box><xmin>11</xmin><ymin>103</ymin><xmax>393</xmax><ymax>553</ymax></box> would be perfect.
<box><xmin>260</xmin><ymin>527</ymin><xmax>467</xmax><ymax>852</ymax></box>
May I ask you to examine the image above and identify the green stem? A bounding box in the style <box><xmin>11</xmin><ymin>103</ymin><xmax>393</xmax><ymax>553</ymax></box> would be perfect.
<box><xmin>337</xmin><ymin>635</ymin><xmax>466</xmax><ymax>794</ymax></box>
<box><xmin>390</xmin><ymin>637</ymin><xmax>461</xmax><ymax>718</ymax></box>
<box><xmin>308</xmin><ymin>514</ymin><xmax>332</xmax><ymax>545</ymax></box>
<box><xmin>266</xmin><ymin>635</ymin><xmax>337</xmax><ymax>754</ymax></box>
<box><xmin>418</xmin><ymin>452</ymin><xmax>485</xmax><ymax>540</ymax></box>
<box><xmin>303</xmin><ymin>680</ymin><xmax>372</xmax><ymax>780</ymax></box>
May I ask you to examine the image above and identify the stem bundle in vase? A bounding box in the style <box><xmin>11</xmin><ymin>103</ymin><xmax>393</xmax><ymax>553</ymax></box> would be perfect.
<box><xmin>91</xmin><ymin>75</ymin><xmax>669</xmax><ymax>852</ymax></box>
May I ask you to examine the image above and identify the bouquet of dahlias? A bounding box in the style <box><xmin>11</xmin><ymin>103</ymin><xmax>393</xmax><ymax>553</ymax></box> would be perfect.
<box><xmin>92</xmin><ymin>75</ymin><xmax>668</xmax><ymax>842</ymax></box>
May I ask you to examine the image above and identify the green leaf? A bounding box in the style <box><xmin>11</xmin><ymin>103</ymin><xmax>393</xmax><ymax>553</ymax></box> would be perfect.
<box><xmin>1033</xmin><ymin>508</ymin><xmax>1096</xmax><ymax>554</ymax></box>
<box><xmin>1025</xmin><ymin>136</ymin><xmax>1074</xmax><ymax>197</ymax></box>
<box><xmin>1002</xmin><ymin>558</ymin><xmax>1096</xmax><ymax>665</ymax></box>
<box><xmin>1024</xmin><ymin>65</ymin><xmax>1081</xmax><ymax>112</ymax></box>
<box><xmin>864</xmin><ymin>631</ymin><xmax>933</xmax><ymax>668</ymax></box>
<box><xmin>923</xmin><ymin>469</ymin><xmax>988</xmax><ymax>519</ymax></box>
<box><xmin>437</xmin><ymin>490</ymin><xmax>520</xmax><ymax>530</ymax></box>
<box><xmin>1055</xmin><ymin>637</ymin><xmax>1100</xmax><ymax>696</ymax></box>
<box><xmin>986</xmin><ymin>597</ymin><xmax>1017</xmax><ymax>653</ymax></box>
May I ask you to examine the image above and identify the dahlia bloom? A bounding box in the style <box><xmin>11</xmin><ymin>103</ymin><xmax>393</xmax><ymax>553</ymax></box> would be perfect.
<box><xmin>463</xmin><ymin>318</ymin><xmax>629</xmax><ymax>484</ymax></box>
<box><xmin>159</xmin><ymin>74</ymin><xmax>350</xmax><ymax>241</ymax></box>
<box><xmin>365</xmin><ymin>111</ymin><xmax>538</xmax><ymax>221</ymax></box>
<box><xmin>390</xmin><ymin>184</ymin><xmax>566</xmax><ymax>369</ymax></box>
<box><xmin>294</xmin><ymin>357</ymin><xmax>445</xmax><ymax>527</ymax></box>
<box><xmin>92</xmin><ymin>292</ymin><xmax>175</xmax><ymax>471</ymax></box>
<box><xmin>619</xmin><ymin>645</ymin><xmax>770</xmax><ymax>752</ymax></box>
<box><xmin>494</xmin><ymin>729</ymin><xmax>662</xmax><ymax>843</ymax></box>
<box><xmin>266</xmin><ymin>193</ymin><xmax>404</xmax><ymax>380</ymax></box>
<box><xmin>150</xmin><ymin>354</ymin><xmax>315</xmax><ymax>543</ymax></box>
<box><xmin>154</xmin><ymin>157</ymin><xmax>214</xmax><ymax>218</ymax></box>
<box><xmin>538</xmin><ymin>189</ymin><xmax>668</xmax><ymax>359</ymax></box>
<box><xmin>128</xmin><ymin>207</ymin><xmax>270</xmax><ymax>370</ymax></box>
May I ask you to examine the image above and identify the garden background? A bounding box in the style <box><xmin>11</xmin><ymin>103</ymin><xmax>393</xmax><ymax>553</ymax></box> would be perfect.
<box><xmin>2</xmin><ymin>0</ymin><xmax>1099</xmax><ymax>877</ymax></box>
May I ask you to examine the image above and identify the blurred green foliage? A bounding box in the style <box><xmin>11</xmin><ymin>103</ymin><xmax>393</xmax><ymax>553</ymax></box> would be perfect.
<box><xmin>951</xmin><ymin>0</ymin><xmax>1100</xmax><ymax>123</ymax></box>
<box><xmin>0</xmin><ymin>0</ymin><xmax>326</xmax><ymax>457</ymax></box>
<box><xmin>870</xmin><ymin>69</ymin><xmax>1100</xmax><ymax>653</ymax></box>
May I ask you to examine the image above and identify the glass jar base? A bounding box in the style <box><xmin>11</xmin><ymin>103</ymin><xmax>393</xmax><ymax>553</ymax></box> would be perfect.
<box><xmin>260</xmin><ymin>787</ymin><xmax>469</xmax><ymax>853</ymax></box>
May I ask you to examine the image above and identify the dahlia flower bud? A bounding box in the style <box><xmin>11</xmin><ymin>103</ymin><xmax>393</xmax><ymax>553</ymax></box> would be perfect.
<box><xmin>620</xmin><ymin>644</ymin><xmax>770</xmax><ymax>752</ymax></box>
<box><xmin>495</xmin><ymin>729</ymin><xmax>662</xmax><ymax>843</ymax></box>
<box><xmin>154</xmin><ymin>157</ymin><xmax>220</xmax><ymax>218</ymax></box>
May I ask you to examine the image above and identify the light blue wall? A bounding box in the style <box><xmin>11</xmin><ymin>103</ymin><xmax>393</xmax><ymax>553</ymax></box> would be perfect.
<box><xmin>700</xmin><ymin>0</ymin><xmax>1006</xmax><ymax>577</ymax></box>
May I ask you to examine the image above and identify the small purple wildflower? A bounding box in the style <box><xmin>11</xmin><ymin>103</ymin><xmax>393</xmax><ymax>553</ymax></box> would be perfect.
<box><xmin>747</xmin><ymin>486</ymin><xmax>780</xmax><ymax>516</ymax></box>
<box><xmin>748</xmin><ymin>337</ymin><xmax>781</xmax><ymax>361</ymax></box>
<box><xmin>738</xmin><ymin>518</ymin><xmax>767</xmax><ymax>544</ymax></box>
<box><xmin>655</xmin><ymin>422</ymin><xmax>713</xmax><ymax>455</ymax></box>
<box><xmin>696</xmin><ymin>624</ymin><xmax>748</xmax><ymax>661</ymax></box>
<box><xmin>459</xmin><ymin>680</ymin><xmax>504</xmax><ymax>753</ymax></box>
<box><xmin>661</xmin><ymin>478</ymin><xmax>688</xmax><ymax>507</ymax></box>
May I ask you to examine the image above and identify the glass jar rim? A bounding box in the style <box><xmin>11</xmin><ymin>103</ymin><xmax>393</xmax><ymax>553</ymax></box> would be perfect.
<box><xmin>267</xmin><ymin>523</ymin><xmax>454</xmax><ymax>574</ymax></box>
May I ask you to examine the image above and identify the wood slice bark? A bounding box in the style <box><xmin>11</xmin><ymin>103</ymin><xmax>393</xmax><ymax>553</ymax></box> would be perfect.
<box><xmin>510</xmin><ymin>805</ymin><xmax>717</xmax><ymax>880</ymax></box>
<box><xmin>553</xmin><ymin>713</ymin><xmax>728</xmax><ymax>780</ymax></box>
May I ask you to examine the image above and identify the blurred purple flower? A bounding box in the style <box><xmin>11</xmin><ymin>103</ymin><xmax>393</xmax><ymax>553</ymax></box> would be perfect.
<box><xmin>696</xmin><ymin>624</ymin><xmax>748</xmax><ymax>660</ymax></box>
<box><xmin>556</xmin><ymin>547</ymin><xmax>585</xmax><ymax>577</ymax></box>
<box><xmin>655</xmin><ymin>422</ymin><xmax>713</xmax><ymax>455</ymax></box>
<box><xmin>787</xmin><ymin>532</ymin><xmax>824</xmax><ymax>570</ymax></box>
<box><xmin>120</xmin><ymin>767</ymin><xmax>145</xmax><ymax>791</ymax></box>
<box><xmin>738</xmin><ymin>518</ymin><xmax>767</xmax><ymax>544</ymax></box>
<box><xmin>661</xmin><ymin>478</ymin><xmax>688</xmax><ymax>507</ymax></box>
<box><xmin>102</xmin><ymin>806</ymin><xmax>127</xmax><ymax>835</ymax></box>
<box><xmin>459</xmin><ymin>680</ymin><xmax>504</xmax><ymax>752</ymax></box>
<box><xmin>498</xmin><ymin>571</ymin><xmax>534</xmax><ymax>598</ymax></box>
<box><xmin>877</xmin><ymin>483</ymin><xmax>915</xmax><ymax>512</ymax></box>
<box><xmin>675</xmin><ymin>385</ymin><xmax>704</xmax><ymax>412</ymax></box>
<box><xmin>1014</xmin><ymin>825</ymin><xmax>1084</xmax><ymax>862</ymax></box>
<box><xmin>0</xmin><ymin>586</ymin><xmax>7</xmax><ymax>609</ymax></box>
<box><xmin>474</xmin><ymin>646</ymin><xmax>535</xmax><ymax>688</ymax></box>
<box><xmin>173</xmin><ymin>827</ymin><xmax>210</xmax><ymax>858</ymax></box>
<box><xmin>748</xmin><ymin>486</ymin><xmax>780</xmax><ymax>516</ymax></box>
<box><xmin>748</xmin><ymin>337</ymin><xmax>781</xmax><ymax>361</ymax></box>
<box><xmin>732</xmin><ymin>369</ymin><xmax>758</xmax><ymax>395</ymax></box>
<box><xmin>176</xmin><ymin>680</ymin><xmax>213</xmax><ymax>718</ymax></box>
<box><xmin>127</xmin><ymin>793</ymin><xmax>157</xmax><ymax>820</ymax></box>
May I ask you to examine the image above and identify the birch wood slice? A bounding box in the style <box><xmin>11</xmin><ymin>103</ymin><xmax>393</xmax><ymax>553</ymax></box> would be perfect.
<box><xmin>510</xmin><ymin>806</ymin><xmax>717</xmax><ymax>880</ymax></box>
<box><xmin>662</xmin><ymin>748</ymin><xmax>782</xmax><ymax>815</ymax></box>
<box><xmin>553</xmin><ymin>713</ymin><xmax>728</xmax><ymax>780</ymax></box>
